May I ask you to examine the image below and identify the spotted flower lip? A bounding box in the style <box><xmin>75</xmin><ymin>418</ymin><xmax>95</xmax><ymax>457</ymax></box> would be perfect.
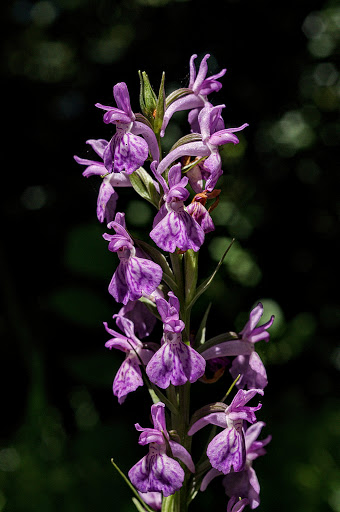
<box><xmin>74</xmin><ymin>138</ymin><xmax>131</xmax><ymax>223</ymax></box>
<box><xmin>96</xmin><ymin>82</ymin><xmax>159</xmax><ymax>174</ymax></box>
<box><xmin>146</xmin><ymin>292</ymin><xmax>206</xmax><ymax>388</ymax></box>
<box><xmin>188</xmin><ymin>389</ymin><xmax>263</xmax><ymax>474</ymax></box>
<box><xmin>201</xmin><ymin>422</ymin><xmax>271</xmax><ymax>510</ymax></box>
<box><xmin>160</xmin><ymin>54</ymin><xmax>226</xmax><ymax>137</ymax></box>
<box><xmin>150</xmin><ymin>163</ymin><xmax>205</xmax><ymax>253</ymax></box>
<box><xmin>128</xmin><ymin>403</ymin><xmax>195</xmax><ymax>497</ymax></box>
<box><xmin>103</xmin><ymin>212</ymin><xmax>163</xmax><ymax>304</ymax></box>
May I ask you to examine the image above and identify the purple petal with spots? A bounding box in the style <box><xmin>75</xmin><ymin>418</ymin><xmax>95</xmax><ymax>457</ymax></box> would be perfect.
<box><xmin>112</xmin><ymin>356</ymin><xmax>143</xmax><ymax>404</ymax></box>
<box><xmin>113</xmin><ymin>131</ymin><xmax>149</xmax><ymax>175</ymax></box>
<box><xmin>146</xmin><ymin>335</ymin><xmax>206</xmax><ymax>388</ymax></box>
<box><xmin>97</xmin><ymin>180</ymin><xmax>118</xmax><ymax>223</ymax></box>
<box><xmin>207</xmin><ymin>426</ymin><xmax>246</xmax><ymax>474</ymax></box>
<box><xmin>126</xmin><ymin>256</ymin><xmax>163</xmax><ymax>298</ymax></box>
<box><xmin>128</xmin><ymin>451</ymin><xmax>185</xmax><ymax>497</ymax></box>
<box><xmin>150</xmin><ymin>209</ymin><xmax>205</xmax><ymax>253</ymax></box>
<box><xmin>186</xmin><ymin>201</ymin><xmax>215</xmax><ymax>233</ymax></box>
<box><xmin>108</xmin><ymin>257</ymin><xmax>162</xmax><ymax>305</ymax></box>
<box><xmin>169</xmin><ymin>440</ymin><xmax>195</xmax><ymax>473</ymax></box>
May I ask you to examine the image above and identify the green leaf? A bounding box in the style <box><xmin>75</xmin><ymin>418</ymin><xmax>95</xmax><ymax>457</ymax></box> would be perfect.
<box><xmin>196</xmin><ymin>331</ymin><xmax>239</xmax><ymax>354</ymax></box>
<box><xmin>138</xmin><ymin>70</ymin><xmax>157</xmax><ymax>123</ymax></box>
<box><xmin>194</xmin><ymin>303</ymin><xmax>212</xmax><ymax>347</ymax></box>
<box><xmin>154</xmin><ymin>72</ymin><xmax>165</xmax><ymax>135</ymax></box>
<box><xmin>129</xmin><ymin>167</ymin><xmax>160</xmax><ymax>208</ymax></box>
<box><xmin>170</xmin><ymin>133</ymin><xmax>202</xmax><ymax>152</ymax></box>
<box><xmin>186</xmin><ymin>238</ymin><xmax>235</xmax><ymax>310</ymax></box>
<box><xmin>184</xmin><ymin>249</ymin><xmax>198</xmax><ymax>306</ymax></box>
<box><xmin>165</xmin><ymin>87</ymin><xmax>192</xmax><ymax>109</ymax></box>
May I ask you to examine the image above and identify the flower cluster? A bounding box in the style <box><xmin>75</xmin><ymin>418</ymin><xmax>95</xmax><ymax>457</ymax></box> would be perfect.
<box><xmin>75</xmin><ymin>53</ymin><xmax>274</xmax><ymax>512</ymax></box>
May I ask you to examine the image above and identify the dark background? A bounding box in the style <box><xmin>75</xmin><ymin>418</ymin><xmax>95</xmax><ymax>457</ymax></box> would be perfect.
<box><xmin>1</xmin><ymin>0</ymin><xmax>339</xmax><ymax>510</ymax></box>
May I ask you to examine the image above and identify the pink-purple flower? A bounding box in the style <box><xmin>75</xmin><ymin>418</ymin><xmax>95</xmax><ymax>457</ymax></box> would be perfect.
<box><xmin>201</xmin><ymin>421</ymin><xmax>271</xmax><ymax>510</ymax></box>
<box><xmin>146</xmin><ymin>292</ymin><xmax>206</xmax><ymax>388</ymax></box>
<box><xmin>201</xmin><ymin>303</ymin><xmax>274</xmax><ymax>390</ymax></box>
<box><xmin>104</xmin><ymin>315</ymin><xmax>158</xmax><ymax>404</ymax></box>
<box><xmin>161</xmin><ymin>53</ymin><xmax>226</xmax><ymax>137</ymax></box>
<box><xmin>103</xmin><ymin>212</ymin><xmax>163</xmax><ymax>304</ymax></box>
<box><xmin>150</xmin><ymin>163</ymin><xmax>205</xmax><ymax>253</ymax></box>
<box><xmin>74</xmin><ymin>138</ymin><xmax>132</xmax><ymax>223</ymax></box>
<box><xmin>128</xmin><ymin>402</ymin><xmax>195</xmax><ymax>497</ymax></box>
<box><xmin>96</xmin><ymin>82</ymin><xmax>159</xmax><ymax>174</ymax></box>
<box><xmin>156</xmin><ymin>104</ymin><xmax>248</xmax><ymax>191</ymax></box>
<box><xmin>188</xmin><ymin>389</ymin><xmax>263</xmax><ymax>474</ymax></box>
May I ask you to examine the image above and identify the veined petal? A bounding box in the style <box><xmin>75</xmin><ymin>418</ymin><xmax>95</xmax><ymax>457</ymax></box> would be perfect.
<box><xmin>132</xmin><ymin>121</ymin><xmax>160</xmax><ymax>163</ymax></box>
<box><xmin>108</xmin><ymin>262</ymin><xmax>131</xmax><ymax>304</ymax></box>
<box><xmin>156</xmin><ymin>142</ymin><xmax>210</xmax><ymax>176</ymax></box>
<box><xmin>169</xmin><ymin>440</ymin><xmax>195</xmax><ymax>472</ymax></box>
<box><xmin>128</xmin><ymin>451</ymin><xmax>185</xmax><ymax>497</ymax></box>
<box><xmin>113</xmin><ymin>82</ymin><xmax>134</xmax><ymax>119</ymax></box>
<box><xmin>146</xmin><ymin>339</ymin><xmax>205</xmax><ymax>389</ymax></box>
<box><xmin>151</xmin><ymin>402</ymin><xmax>167</xmax><ymax>433</ymax></box>
<box><xmin>200</xmin><ymin>467</ymin><xmax>221</xmax><ymax>491</ymax></box>
<box><xmin>150</xmin><ymin>210</ymin><xmax>205</xmax><ymax>253</ymax></box>
<box><xmin>126</xmin><ymin>257</ymin><xmax>163</xmax><ymax>299</ymax></box>
<box><xmin>97</xmin><ymin>180</ymin><xmax>118</xmax><ymax>223</ymax></box>
<box><xmin>112</xmin><ymin>356</ymin><xmax>143</xmax><ymax>404</ymax></box>
<box><xmin>188</xmin><ymin>412</ymin><xmax>228</xmax><ymax>436</ymax></box>
<box><xmin>207</xmin><ymin>427</ymin><xmax>246</xmax><ymax>474</ymax></box>
<box><xmin>201</xmin><ymin>340</ymin><xmax>253</xmax><ymax>360</ymax></box>
<box><xmin>161</xmin><ymin>95</ymin><xmax>205</xmax><ymax>137</ymax></box>
<box><xmin>113</xmin><ymin>132</ymin><xmax>149</xmax><ymax>174</ymax></box>
<box><xmin>136</xmin><ymin>427</ymin><xmax>164</xmax><ymax>446</ymax></box>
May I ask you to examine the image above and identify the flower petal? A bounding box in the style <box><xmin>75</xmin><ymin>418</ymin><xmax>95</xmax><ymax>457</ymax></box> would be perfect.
<box><xmin>113</xmin><ymin>357</ymin><xmax>143</xmax><ymax>404</ymax></box>
<box><xmin>128</xmin><ymin>452</ymin><xmax>184</xmax><ymax>497</ymax></box>
<box><xmin>207</xmin><ymin>427</ymin><xmax>246</xmax><ymax>474</ymax></box>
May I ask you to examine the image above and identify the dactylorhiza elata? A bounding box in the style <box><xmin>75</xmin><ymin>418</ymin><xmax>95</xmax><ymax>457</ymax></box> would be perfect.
<box><xmin>74</xmin><ymin>54</ymin><xmax>274</xmax><ymax>512</ymax></box>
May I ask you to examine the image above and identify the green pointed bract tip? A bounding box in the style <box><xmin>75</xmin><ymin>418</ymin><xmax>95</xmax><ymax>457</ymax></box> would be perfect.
<box><xmin>221</xmin><ymin>374</ymin><xmax>241</xmax><ymax>402</ymax></box>
<box><xmin>153</xmin><ymin>71</ymin><xmax>166</xmax><ymax>135</ymax></box>
<box><xmin>138</xmin><ymin>70</ymin><xmax>157</xmax><ymax>124</ymax></box>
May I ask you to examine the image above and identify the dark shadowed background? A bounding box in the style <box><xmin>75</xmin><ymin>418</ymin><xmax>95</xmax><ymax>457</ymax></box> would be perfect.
<box><xmin>1</xmin><ymin>0</ymin><xmax>339</xmax><ymax>510</ymax></box>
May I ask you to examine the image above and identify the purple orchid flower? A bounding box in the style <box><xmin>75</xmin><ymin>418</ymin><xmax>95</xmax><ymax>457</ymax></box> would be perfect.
<box><xmin>96</xmin><ymin>82</ymin><xmax>159</xmax><ymax>174</ymax></box>
<box><xmin>104</xmin><ymin>315</ymin><xmax>158</xmax><ymax>404</ymax></box>
<box><xmin>157</xmin><ymin>104</ymin><xmax>248</xmax><ymax>191</ymax></box>
<box><xmin>146</xmin><ymin>292</ymin><xmax>206</xmax><ymax>388</ymax></box>
<box><xmin>201</xmin><ymin>422</ymin><xmax>271</xmax><ymax>510</ymax></box>
<box><xmin>128</xmin><ymin>402</ymin><xmax>195</xmax><ymax>497</ymax></box>
<box><xmin>201</xmin><ymin>303</ymin><xmax>274</xmax><ymax>390</ymax></box>
<box><xmin>74</xmin><ymin>139</ymin><xmax>132</xmax><ymax>223</ymax></box>
<box><xmin>149</xmin><ymin>163</ymin><xmax>205</xmax><ymax>253</ymax></box>
<box><xmin>230</xmin><ymin>303</ymin><xmax>275</xmax><ymax>390</ymax></box>
<box><xmin>188</xmin><ymin>389</ymin><xmax>263</xmax><ymax>474</ymax></box>
<box><xmin>160</xmin><ymin>54</ymin><xmax>226</xmax><ymax>137</ymax></box>
<box><xmin>103</xmin><ymin>212</ymin><xmax>163</xmax><ymax>305</ymax></box>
